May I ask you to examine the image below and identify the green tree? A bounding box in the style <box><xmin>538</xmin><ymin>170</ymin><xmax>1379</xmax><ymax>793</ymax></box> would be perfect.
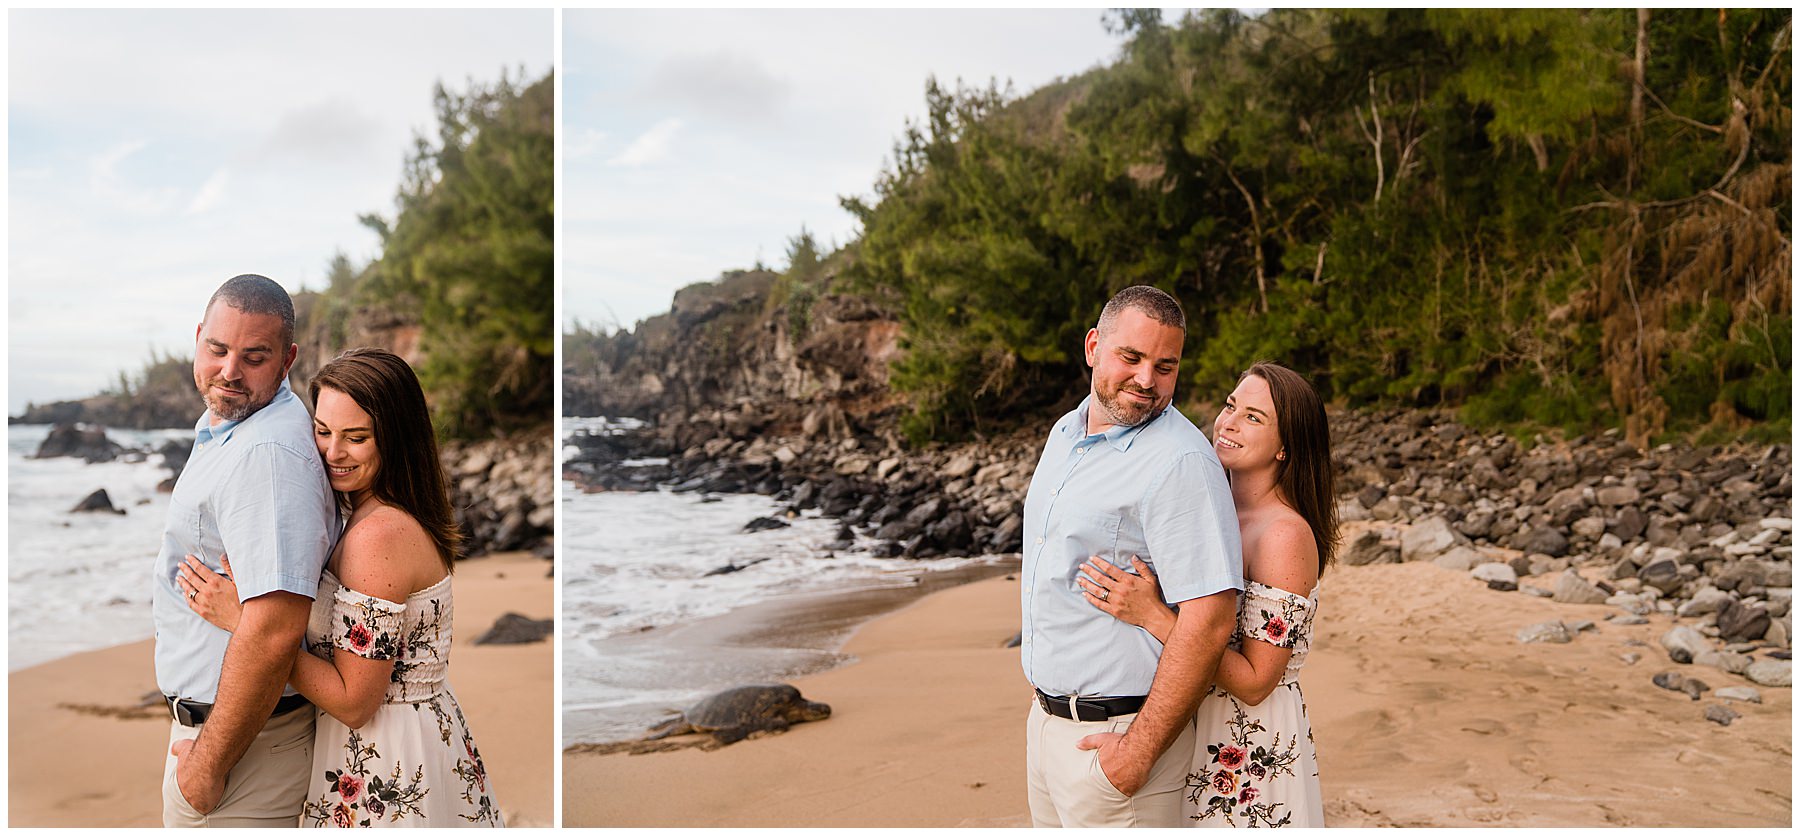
<box><xmin>359</xmin><ymin>69</ymin><xmax>554</xmax><ymax>439</ymax></box>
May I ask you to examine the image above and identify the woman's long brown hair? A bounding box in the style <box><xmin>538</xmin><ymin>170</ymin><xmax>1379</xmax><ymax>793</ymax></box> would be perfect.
<box><xmin>312</xmin><ymin>348</ymin><xmax>463</xmax><ymax>572</ymax></box>
<box><xmin>1245</xmin><ymin>362</ymin><xmax>1339</xmax><ymax>576</ymax></box>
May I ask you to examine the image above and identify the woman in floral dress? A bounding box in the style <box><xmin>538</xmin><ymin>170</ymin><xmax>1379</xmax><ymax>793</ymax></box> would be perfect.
<box><xmin>178</xmin><ymin>348</ymin><xmax>502</xmax><ymax>827</ymax></box>
<box><xmin>1078</xmin><ymin>362</ymin><xmax>1337</xmax><ymax>827</ymax></box>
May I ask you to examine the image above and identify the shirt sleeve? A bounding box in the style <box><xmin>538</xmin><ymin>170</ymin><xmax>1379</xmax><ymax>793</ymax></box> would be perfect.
<box><xmin>1140</xmin><ymin>449</ymin><xmax>1244</xmax><ymax>604</ymax></box>
<box><xmin>215</xmin><ymin>441</ymin><xmax>334</xmax><ymax>601</ymax></box>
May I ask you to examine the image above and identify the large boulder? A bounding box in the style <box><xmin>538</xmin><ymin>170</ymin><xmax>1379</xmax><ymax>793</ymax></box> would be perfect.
<box><xmin>1745</xmin><ymin>660</ymin><xmax>1792</xmax><ymax>688</ymax></box>
<box><xmin>1512</xmin><ymin>526</ymin><xmax>1571</xmax><ymax>557</ymax></box>
<box><xmin>1660</xmin><ymin>625</ymin><xmax>1710</xmax><ymax>664</ymax></box>
<box><xmin>1716</xmin><ymin>600</ymin><xmax>1772</xmax><ymax>644</ymax></box>
<box><xmin>70</xmin><ymin>488</ymin><xmax>126</xmax><ymax>515</ymax></box>
<box><xmin>473</xmin><ymin>613</ymin><xmax>553</xmax><ymax>645</ymax></box>
<box><xmin>1551</xmin><ymin>570</ymin><xmax>1610</xmax><ymax>605</ymax></box>
<box><xmin>1401</xmin><ymin>516</ymin><xmax>1462</xmax><ymax>561</ymax></box>
<box><xmin>1637</xmin><ymin>557</ymin><xmax>1685</xmax><ymax>595</ymax></box>
<box><xmin>1342</xmin><ymin>529</ymin><xmax>1398</xmax><ymax>566</ymax></box>
<box><xmin>34</xmin><ymin>423</ymin><xmax>124</xmax><ymax>463</ymax></box>
<box><xmin>1432</xmin><ymin>545</ymin><xmax>1489</xmax><ymax>572</ymax></box>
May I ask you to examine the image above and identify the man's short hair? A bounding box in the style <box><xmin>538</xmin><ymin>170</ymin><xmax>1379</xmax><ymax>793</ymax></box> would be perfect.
<box><xmin>1097</xmin><ymin>285</ymin><xmax>1185</xmax><ymax>336</ymax></box>
<box><xmin>205</xmin><ymin>274</ymin><xmax>296</xmax><ymax>346</ymax></box>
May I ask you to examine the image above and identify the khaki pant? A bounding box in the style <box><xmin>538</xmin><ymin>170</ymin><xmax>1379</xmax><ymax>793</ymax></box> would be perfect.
<box><xmin>1025</xmin><ymin>699</ymin><xmax>1196</xmax><ymax>828</ymax></box>
<box><xmin>161</xmin><ymin>706</ymin><xmax>315</xmax><ymax>827</ymax></box>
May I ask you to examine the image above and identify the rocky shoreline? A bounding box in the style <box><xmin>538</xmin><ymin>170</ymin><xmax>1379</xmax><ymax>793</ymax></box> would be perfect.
<box><xmin>36</xmin><ymin>423</ymin><xmax>553</xmax><ymax>560</ymax></box>
<box><xmin>568</xmin><ymin>403</ymin><xmax>1793</xmax><ymax>711</ymax></box>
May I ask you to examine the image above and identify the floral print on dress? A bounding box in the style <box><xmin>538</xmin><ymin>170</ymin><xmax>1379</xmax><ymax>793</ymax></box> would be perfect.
<box><xmin>301</xmin><ymin>572</ymin><xmax>503</xmax><ymax>828</ymax></box>
<box><xmin>1241</xmin><ymin>586</ymin><xmax>1310</xmax><ymax>650</ymax></box>
<box><xmin>1190</xmin><ymin>699</ymin><xmax>1306</xmax><ymax>826</ymax></box>
<box><xmin>1185</xmin><ymin>579</ymin><xmax>1323</xmax><ymax>827</ymax></box>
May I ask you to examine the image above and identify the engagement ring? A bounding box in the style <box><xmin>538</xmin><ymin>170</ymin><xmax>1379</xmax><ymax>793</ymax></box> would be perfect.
<box><xmin>1097</xmin><ymin>589</ymin><xmax>1109</xmax><ymax>602</ymax></box>
<box><xmin>188</xmin><ymin>589</ymin><xmax>197</xmax><ymax>599</ymax></box>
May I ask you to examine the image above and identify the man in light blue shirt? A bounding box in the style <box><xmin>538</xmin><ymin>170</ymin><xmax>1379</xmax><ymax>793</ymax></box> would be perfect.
<box><xmin>153</xmin><ymin>275</ymin><xmax>336</xmax><ymax>826</ymax></box>
<box><xmin>1021</xmin><ymin>285</ymin><xmax>1243</xmax><ymax>827</ymax></box>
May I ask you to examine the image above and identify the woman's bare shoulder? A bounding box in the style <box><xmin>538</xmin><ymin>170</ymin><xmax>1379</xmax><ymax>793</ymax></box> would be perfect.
<box><xmin>338</xmin><ymin>504</ymin><xmax>439</xmax><ymax>603</ymax></box>
<box><xmin>1245</xmin><ymin>510</ymin><xmax>1318</xmax><ymax>595</ymax></box>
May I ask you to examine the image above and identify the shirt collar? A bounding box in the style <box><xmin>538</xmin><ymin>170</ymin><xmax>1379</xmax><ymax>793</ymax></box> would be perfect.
<box><xmin>1065</xmin><ymin>394</ymin><xmax>1160</xmax><ymax>453</ymax></box>
<box><xmin>194</xmin><ymin>415</ymin><xmax>240</xmax><ymax>447</ymax></box>
<box><xmin>194</xmin><ymin>380</ymin><xmax>292</xmax><ymax>447</ymax></box>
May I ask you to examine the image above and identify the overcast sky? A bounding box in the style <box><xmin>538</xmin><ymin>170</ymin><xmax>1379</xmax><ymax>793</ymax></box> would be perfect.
<box><xmin>7</xmin><ymin>9</ymin><xmax>551</xmax><ymax>413</ymax></box>
<box><xmin>563</xmin><ymin>9</ymin><xmax>1129</xmax><ymax>334</ymax></box>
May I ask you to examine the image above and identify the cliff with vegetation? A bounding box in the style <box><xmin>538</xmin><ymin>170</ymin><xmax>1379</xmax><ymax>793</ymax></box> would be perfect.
<box><xmin>565</xmin><ymin>250</ymin><xmax>907</xmax><ymax>448</ymax></box>
<box><xmin>568</xmin><ymin>9</ymin><xmax>1790</xmax><ymax>449</ymax></box>
<box><xmin>19</xmin><ymin>70</ymin><xmax>553</xmax><ymax>442</ymax></box>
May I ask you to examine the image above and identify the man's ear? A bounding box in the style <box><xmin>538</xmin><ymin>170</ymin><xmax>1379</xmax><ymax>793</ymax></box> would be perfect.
<box><xmin>1083</xmin><ymin>328</ymin><xmax>1100</xmax><ymax>368</ymax></box>
<box><xmin>281</xmin><ymin>344</ymin><xmax>299</xmax><ymax>378</ymax></box>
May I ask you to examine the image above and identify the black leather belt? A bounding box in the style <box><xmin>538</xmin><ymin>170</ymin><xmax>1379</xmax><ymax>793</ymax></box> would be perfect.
<box><xmin>1035</xmin><ymin>688</ymin><xmax>1146</xmax><ymax>722</ymax></box>
<box><xmin>166</xmin><ymin>693</ymin><xmax>311</xmax><ymax>727</ymax></box>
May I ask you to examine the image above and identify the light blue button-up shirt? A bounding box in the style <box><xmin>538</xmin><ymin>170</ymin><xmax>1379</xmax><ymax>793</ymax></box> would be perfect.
<box><xmin>1020</xmin><ymin>395</ymin><xmax>1243</xmax><ymax>698</ymax></box>
<box><xmin>153</xmin><ymin>380</ymin><xmax>337</xmax><ymax>703</ymax></box>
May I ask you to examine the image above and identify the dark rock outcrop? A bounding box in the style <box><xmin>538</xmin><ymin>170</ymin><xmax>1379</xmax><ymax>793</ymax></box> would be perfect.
<box><xmin>473</xmin><ymin>612</ymin><xmax>553</xmax><ymax>645</ymax></box>
<box><xmin>34</xmin><ymin>424</ymin><xmax>125</xmax><ymax>463</ymax></box>
<box><xmin>70</xmin><ymin>489</ymin><xmax>126</xmax><ymax>515</ymax></box>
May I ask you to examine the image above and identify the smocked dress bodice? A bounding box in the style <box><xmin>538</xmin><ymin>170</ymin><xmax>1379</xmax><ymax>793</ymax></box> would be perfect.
<box><xmin>1228</xmin><ymin>579</ymin><xmax>1319</xmax><ymax>685</ymax></box>
<box><xmin>306</xmin><ymin>570</ymin><xmax>454</xmax><ymax>703</ymax></box>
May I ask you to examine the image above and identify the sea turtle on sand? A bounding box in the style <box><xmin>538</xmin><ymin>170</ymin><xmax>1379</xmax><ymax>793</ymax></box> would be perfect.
<box><xmin>646</xmin><ymin>684</ymin><xmax>831</xmax><ymax>746</ymax></box>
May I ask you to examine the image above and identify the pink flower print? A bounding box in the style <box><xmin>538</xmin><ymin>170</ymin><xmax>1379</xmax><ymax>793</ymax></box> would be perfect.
<box><xmin>1264</xmin><ymin>615</ymin><xmax>1289</xmax><ymax>643</ymax></box>
<box><xmin>336</xmin><ymin>774</ymin><xmax>364</xmax><ymax>804</ymax></box>
<box><xmin>346</xmin><ymin>622</ymin><xmax>374</xmax><ymax>653</ymax></box>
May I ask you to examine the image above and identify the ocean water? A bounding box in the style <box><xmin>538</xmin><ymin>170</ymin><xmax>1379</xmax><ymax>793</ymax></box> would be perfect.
<box><xmin>561</xmin><ymin>417</ymin><xmax>1014</xmax><ymax>745</ymax></box>
<box><xmin>8</xmin><ymin>424</ymin><xmax>193</xmax><ymax>670</ymax></box>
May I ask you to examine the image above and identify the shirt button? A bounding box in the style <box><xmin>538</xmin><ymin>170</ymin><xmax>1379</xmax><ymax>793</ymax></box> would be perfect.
<box><xmin>1035</xmin><ymin>537</ymin><xmax>1044</xmax><ymax>545</ymax></box>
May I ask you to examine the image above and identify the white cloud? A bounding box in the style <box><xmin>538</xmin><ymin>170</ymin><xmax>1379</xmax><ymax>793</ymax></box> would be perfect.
<box><xmin>643</xmin><ymin>50</ymin><xmax>790</xmax><ymax>125</ymax></box>
<box><xmin>606</xmin><ymin>118</ymin><xmax>682</xmax><ymax>168</ymax></box>
<box><xmin>565</xmin><ymin>127</ymin><xmax>609</xmax><ymax>160</ymax></box>
<box><xmin>88</xmin><ymin>139</ymin><xmax>180</xmax><ymax>215</ymax></box>
<box><xmin>256</xmin><ymin>98</ymin><xmax>382</xmax><ymax>166</ymax></box>
<box><xmin>185</xmin><ymin>168</ymin><xmax>229</xmax><ymax>215</ymax></box>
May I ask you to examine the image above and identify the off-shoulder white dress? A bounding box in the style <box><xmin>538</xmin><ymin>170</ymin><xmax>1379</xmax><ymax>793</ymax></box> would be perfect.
<box><xmin>299</xmin><ymin>571</ymin><xmax>503</xmax><ymax>828</ymax></box>
<box><xmin>1187</xmin><ymin>580</ymin><xmax>1322</xmax><ymax>827</ymax></box>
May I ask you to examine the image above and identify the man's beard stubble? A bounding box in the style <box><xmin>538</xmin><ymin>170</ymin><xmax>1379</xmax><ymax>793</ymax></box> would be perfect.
<box><xmin>1096</xmin><ymin>381</ymin><xmax>1162</xmax><ymax>428</ymax></box>
<box><xmin>200</xmin><ymin>383</ymin><xmax>270</xmax><ymax>423</ymax></box>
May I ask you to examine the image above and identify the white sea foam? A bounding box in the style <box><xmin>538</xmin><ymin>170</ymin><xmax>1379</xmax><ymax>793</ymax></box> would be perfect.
<box><xmin>8</xmin><ymin>424</ymin><xmax>193</xmax><ymax>670</ymax></box>
<box><xmin>560</xmin><ymin>416</ymin><xmax>1005</xmax><ymax>744</ymax></box>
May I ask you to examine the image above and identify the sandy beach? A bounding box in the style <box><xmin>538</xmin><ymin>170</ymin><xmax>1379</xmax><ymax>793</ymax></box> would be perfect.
<box><xmin>9</xmin><ymin>550</ymin><xmax>554</xmax><ymax>828</ymax></box>
<box><xmin>565</xmin><ymin>553</ymin><xmax>1791</xmax><ymax>827</ymax></box>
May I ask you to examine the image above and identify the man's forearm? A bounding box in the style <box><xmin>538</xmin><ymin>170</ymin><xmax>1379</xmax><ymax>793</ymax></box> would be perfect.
<box><xmin>1116</xmin><ymin>591</ymin><xmax>1237</xmax><ymax>767</ymax></box>
<box><xmin>188</xmin><ymin>592</ymin><xmax>309</xmax><ymax>781</ymax></box>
